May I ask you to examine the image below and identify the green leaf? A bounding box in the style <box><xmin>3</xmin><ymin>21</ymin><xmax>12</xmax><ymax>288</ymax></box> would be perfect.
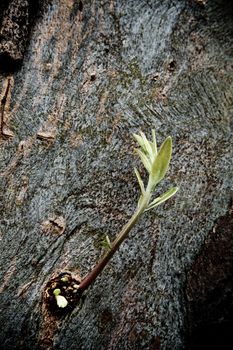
<box><xmin>134</xmin><ymin>167</ymin><xmax>145</xmax><ymax>194</ymax></box>
<box><xmin>55</xmin><ymin>295</ymin><xmax>68</xmax><ymax>308</ymax></box>
<box><xmin>133</xmin><ymin>134</ymin><xmax>147</xmax><ymax>153</ymax></box>
<box><xmin>135</xmin><ymin>148</ymin><xmax>151</xmax><ymax>173</ymax></box>
<box><xmin>105</xmin><ymin>235</ymin><xmax>112</xmax><ymax>249</ymax></box>
<box><xmin>100</xmin><ymin>235</ymin><xmax>112</xmax><ymax>251</ymax></box>
<box><xmin>151</xmin><ymin>129</ymin><xmax>157</xmax><ymax>155</ymax></box>
<box><xmin>145</xmin><ymin>187</ymin><xmax>178</xmax><ymax>211</ymax></box>
<box><xmin>139</xmin><ymin>131</ymin><xmax>154</xmax><ymax>161</ymax></box>
<box><xmin>151</xmin><ymin>136</ymin><xmax>172</xmax><ymax>184</ymax></box>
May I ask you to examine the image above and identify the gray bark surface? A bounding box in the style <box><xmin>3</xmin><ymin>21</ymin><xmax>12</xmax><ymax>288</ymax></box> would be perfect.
<box><xmin>0</xmin><ymin>0</ymin><xmax>232</xmax><ymax>349</ymax></box>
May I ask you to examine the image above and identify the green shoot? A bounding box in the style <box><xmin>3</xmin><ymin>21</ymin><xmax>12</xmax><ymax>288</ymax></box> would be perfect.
<box><xmin>77</xmin><ymin>129</ymin><xmax>178</xmax><ymax>295</ymax></box>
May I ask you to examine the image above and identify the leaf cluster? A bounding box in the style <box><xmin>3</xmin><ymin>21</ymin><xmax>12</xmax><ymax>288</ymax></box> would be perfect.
<box><xmin>133</xmin><ymin>130</ymin><xmax>178</xmax><ymax>212</ymax></box>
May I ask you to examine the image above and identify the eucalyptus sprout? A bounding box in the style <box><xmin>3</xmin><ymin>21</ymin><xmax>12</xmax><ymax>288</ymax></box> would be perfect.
<box><xmin>77</xmin><ymin>130</ymin><xmax>178</xmax><ymax>294</ymax></box>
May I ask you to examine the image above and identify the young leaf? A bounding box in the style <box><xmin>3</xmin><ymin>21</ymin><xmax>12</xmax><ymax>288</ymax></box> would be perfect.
<box><xmin>151</xmin><ymin>129</ymin><xmax>157</xmax><ymax>155</ymax></box>
<box><xmin>134</xmin><ymin>167</ymin><xmax>145</xmax><ymax>194</ymax></box>
<box><xmin>140</xmin><ymin>131</ymin><xmax>154</xmax><ymax>161</ymax></box>
<box><xmin>135</xmin><ymin>148</ymin><xmax>151</xmax><ymax>173</ymax></box>
<box><xmin>145</xmin><ymin>187</ymin><xmax>178</xmax><ymax>211</ymax></box>
<box><xmin>151</xmin><ymin>136</ymin><xmax>172</xmax><ymax>185</ymax></box>
<box><xmin>133</xmin><ymin>134</ymin><xmax>147</xmax><ymax>153</ymax></box>
<box><xmin>101</xmin><ymin>234</ymin><xmax>112</xmax><ymax>251</ymax></box>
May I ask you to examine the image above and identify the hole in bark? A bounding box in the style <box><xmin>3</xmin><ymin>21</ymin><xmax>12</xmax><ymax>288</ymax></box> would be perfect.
<box><xmin>78</xmin><ymin>1</ymin><xmax>83</xmax><ymax>12</ymax></box>
<box><xmin>168</xmin><ymin>59</ymin><xmax>176</xmax><ymax>71</ymax></box>
<box><xmin>44</xmin><ymin>272</ymin><xmax>82</xmax><ymax>315</ymax></box>
<box><xmin>90</xmin><ymin>73</ymin><xmax>96</xmax><ymax>81</ymax></box>
<box><xmin>151</xmin><ymin>73</ymin><xmax>159</xmax><ymax>81</ymax></box>
<box><xmin>70</xmin><ymin>0</ymin><xmax>83</xmax><ymax>21</ymax></box>
<box><xmin>0</xmin><ymin>52</ymin><xmax>22</xmax><ymax>74</ymax></box>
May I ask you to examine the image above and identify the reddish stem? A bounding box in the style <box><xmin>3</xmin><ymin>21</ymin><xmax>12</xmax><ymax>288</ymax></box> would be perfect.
<box><xmin>78</xmin><ymin>208</ymin><xmax>144</xmax><ymax>293</ymax></box>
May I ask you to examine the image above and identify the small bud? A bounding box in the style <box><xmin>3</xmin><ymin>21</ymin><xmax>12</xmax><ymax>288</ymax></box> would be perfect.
<box><xmin>73</xmin><ymin>284</ymin><xmax>80</xmax><ymax>289</ymax></box>
<box><xmin>55</xmin><ymin>295</ymin><xmax>68</xmax><ymax>308</ymax></box>
<box><xmin>61</xmin><ymin>276</ymin><xmax>69</xmax><ymax>283</ymax></box>
<box><xmin>53</xmin><ymin>288</ymin><xmax>61</xmax><ymax>296</ymax></box>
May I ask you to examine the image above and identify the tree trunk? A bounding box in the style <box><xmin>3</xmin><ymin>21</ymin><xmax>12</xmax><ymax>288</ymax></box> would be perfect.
<box><xmin>0</xmin><ymin>0</ymin><xmax>232</xmax><ymax>349</ymax></box>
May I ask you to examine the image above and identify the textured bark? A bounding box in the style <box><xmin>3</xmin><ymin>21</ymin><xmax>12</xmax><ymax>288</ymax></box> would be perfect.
<box><xmin>0</xmin><ymin>0</ymin><xmax>232</xmax><ymax>349</ymax></box>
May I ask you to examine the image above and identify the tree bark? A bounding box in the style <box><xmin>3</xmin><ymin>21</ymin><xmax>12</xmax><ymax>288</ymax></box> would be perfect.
<box><xmin>0</xmin><ymin>0</ymin><xmax>232</xmax><ymax>349</ymax></box>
